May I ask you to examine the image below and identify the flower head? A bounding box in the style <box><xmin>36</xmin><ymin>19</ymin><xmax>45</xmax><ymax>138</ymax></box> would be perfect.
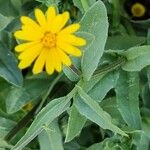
<box><xmin>14</xmin><ymin>6</ymin><xmax>86</xmax><ymax>74</ymax></box>
<box><xmin>131</xmin><ymin>2</ymin><xmax>146</xmax><ymax>17</ymax></box>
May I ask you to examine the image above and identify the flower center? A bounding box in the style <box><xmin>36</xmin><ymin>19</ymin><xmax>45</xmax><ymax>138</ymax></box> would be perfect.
<box><xmin>42</xmin><ymin>32</ymin><xmax>56</xmax><ymax>48</ymax></box>
<box><xmin>131</xmin><ymin>3</ymin><xmax>146</xmax><ymax>17</ymax></box>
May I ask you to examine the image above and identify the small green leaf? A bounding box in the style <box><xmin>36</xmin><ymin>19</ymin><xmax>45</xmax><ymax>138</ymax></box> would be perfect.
<box><xmin>38</xmin><ymin>120</ymin><xmax>63</xmax><ymax>150</ymax></box>
<box><xmin>73</xmin><ymin>0</ymin><xmax>96</xmax><ymax>13</ymax></box>
<box><xmin>12</xmin><ymin>96</ymin><xmax>71</xmax><ymax>150</ymax></box>
<box><xmin>0</xmin><ymin>14</ymin><xmax>12</xmax><ymax>31</ymax></box>
<box><xmin>115</xmin><ymin>71</ymin><xmax>141</xmax><ymax>129</ymax></box>
<box><xmin>80</xmin><ymin>0</ymin><xmax>108</xmax><ymax>80</ymax></box>
<box><xmin>75</xmin><ymin>85</ymin><xmax>127</xmax><ymax>136</ymax></box>
<box><xmin>65</xmin><ymin>105</ymin><xmax>86</xmax><ymax>142</ymax></box>
<box><xmin>0</xmin><ymin>42</ymin><xmax>23</xmax><ymax>86</ymax></box>
<box><xmin>122</xmin><ymin>45</ymin><xmax>150</xmax><ymax>71</ymax></box>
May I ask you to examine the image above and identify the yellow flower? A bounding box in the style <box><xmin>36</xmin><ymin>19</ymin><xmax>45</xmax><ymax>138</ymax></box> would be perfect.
<box><xmin>14</xmin><ymin>6</ymin><xmax>86</xmax><ymax>74</ymax></box>
<box><xmin>131</xmin><ymin>2</ymin><xmax>146</xmax><ymax>17</ymax></box>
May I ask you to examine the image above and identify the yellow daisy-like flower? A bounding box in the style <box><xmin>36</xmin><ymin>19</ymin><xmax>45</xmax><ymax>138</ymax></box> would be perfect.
<box><xmin>14</xmin><ymin>6</ymin><xmax>86</xmax><ymax>74</ymax></box>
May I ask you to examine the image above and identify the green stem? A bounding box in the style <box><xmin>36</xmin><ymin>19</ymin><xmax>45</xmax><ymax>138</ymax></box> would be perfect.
<box><xmin>81</xmin><ymin>0</ymin><xmax>90</xmax><ymax>12</ymax></box>
<box><xmin>112</xmin><ymin>0</ymin><xmax>120</xmax><ymax>28</ymax></box>
<box><xmin>66</xmin><ymin>86</ymin><xmax>77</xmax><ymax>99</ymax></box>
<box><xmin>35</xmin><ymin>73</ymin><xmax>63</xmax><ymax>114</ymax></box>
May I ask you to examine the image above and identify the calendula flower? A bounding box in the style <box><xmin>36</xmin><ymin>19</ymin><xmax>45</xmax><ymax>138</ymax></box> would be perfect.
<box><xmin>14</xmin><ymin>6</ymin><xmax>86</xmax><ymax>74</ymax></box>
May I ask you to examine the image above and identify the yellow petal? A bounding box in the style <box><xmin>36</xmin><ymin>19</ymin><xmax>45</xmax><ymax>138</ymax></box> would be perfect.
<box><xmin>20</xmin><ymin>16</ymin><xmax>42</xmax><ymax>31</ymax></box>
<box><xmin>18</xmin><ymin>44</ymin><xmax>41</xmax><ymax>69</ymax></box>
<box><xmin>57</xmin><ymin>42</ymin><xmax>82</xmax><ymax>56</ymax></box>
<box><xmin>57</xmin><ymin>48</ymin><xmax>71</xmax><ymax>66</ymax></box>
<box><xmin>18</xmin><ymin>43</ymin><xmax>42</xmax><ymax>60</ymax></box>
<box><xmin>50</xmin><ymin>12</ymin><xmax>69</xmax><ymax>33</ymax></box>
<box><xmin>46</xmin><ymin>6</ymin><xmax>56</xmax><ymax>25</ymax></box>
<box><xmin>18</xmin><ymin>59</ymin><xmax>32</xmax><ymax>69</ymax></box>
<box><xmin>50</xmin><ymin>14</ymin><xmax>63</xmax><ymax>33</ymax></box>
<box><xmin>53</xmin><ymin>48</ymin><xmax>62</xmax><ymax>72</ymax></box>
<box><xmin>57</xmin><ymin>34</ymin><xmax>86</xmax><ymax>46</ymax></box>
<box><xmin>45</xmin><ymin>49</ymin><xmax>55</xmax><ymax>74</ymax></box>
<box><xmin>59</xmin><ymin>24</ymin><xmax>80</xmax><ymax>34</ymax></box>
<box><xmin>21</xmin><ymin>26</ymin><xmax>44</xmax><ymax>39</ymax></box>
<box><xmin>15</xmin><ymin>42</ymin><xmax>39</xmax><ymax>52</ymax></box>
<box><xmin>14</xmin><ymin>30</ymin><xmax>43</xmax><ymax>41</ymax></box>
<box><xmin>35</xmin><ymin>8</ymin><xmax>47</xmax><ymax>29</ymax></box>
<box><xmin>32</xmin><ymin>48</ymin><xmax>49</xmax><ymax>74</ymax></box>
<box><xmin>60</xmin><ymin>12</ymin><xmax>70</xmax><ymax>30</ymax></box>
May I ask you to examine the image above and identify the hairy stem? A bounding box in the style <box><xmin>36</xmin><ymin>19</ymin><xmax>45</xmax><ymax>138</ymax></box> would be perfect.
<box><xmin>35</xmin><ymin>73</ymin><xmax>63</xmax><ymax>114</ymax></box>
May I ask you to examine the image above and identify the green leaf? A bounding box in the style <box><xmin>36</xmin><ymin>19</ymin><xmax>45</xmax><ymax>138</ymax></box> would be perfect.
<box><xmin>0</xmin><ymin>14</ymin><xmax>12</xmax><ymax>31</ymax></box>
<box><xmin>132</xmin><ymin>131</ymin><xmax>150</xmax><ymax>150</ymax></box>
<box><xmin>141</xmin><ymin>83</ymin><xmax>150</xmax><ymax>108</ymax></box>
<box><xmin>81</xmin><ymin>72</ymin><xmax>105</xmax><ymax>92</ymax></box>
<box><xmin>131</xmin><ymin>19</ymin><xmax>150</xmax><ymax>29</ymax></box>
<box><xmin>87</xmin><ymin>136</ymin><xmax>131</xmax><ymax>150</ymax></box>
<box><xmin>76</xmin><ymin>31</ymin><xmax>95</xmax><ymax>53</ymax></box>
<box><xmin>105</xmin><ymin>35</ymin><xmax>146</xmax><ymax>50</ymax></box>
<box><xmin>63</xmin><ymin>66</ymin><xmax>80</xmax><ymax>82</ymax></box>
<box><xmin>100</xmin><ymin>97</ymin><xmax>123</xmax><ymax>122</ymax></box>
<box><xmin>6</xmin><ymin>77</ymin><xmax>53</xmax><ymax>114</ymax></box>
<box><xmin>87</xmin><ymin>142</ymin><xmax>103</xmax><ymax>150</ymax></box>
<box><xmin>80</xmin><ymin>0</ymin><xmax>108</xmax><ymax>80</ymax></box>
<box><xmin>75</xmin><ymin>85</ymin><xmax>127</xmax><ymax>136</ymax></box>
<box><xmin>0</xmin><ymin>42</ymin><xmax>23</xmax><ymax>86</ymax></box>
<box><xmin>38</xmin><ymin>120</ymin><xmax>63</xmax><ymax>150</ymax></box>
<box><xmin>115</xmin><ymin>71</ymin><xmax>141</xmax><ymax>129</ymax></box>
<box><xmin>0</xmin><ymin>139</ymin><xmax>13</xmax><ymax>149</ymax></box>
<box><xmin>122</xmin><ymin>45</ymin><xmax>150</xmax><ymax>71</ymax></box>
<box><xmin>73</xmin><ymin>0</ymin><xmax>96</xmax><ymax>13</ymax></box>
<box><xmin>65</xmin><ymin>105</ymin><xmax>86</xmax><ymax>142</ymax></box>
<box><xmin>88</xmin><ymin>71</ymin><xmax>119</xmax><ymax>102</ymax></box>
<box><xmin>12</xmin><ymin>96</ymin><xmax>71</xmax><ymax>150</ymax></box>
<box><xmin>0</xmin><ymin>30</ymin><xmax>15</xmax><ymax>50</ymax></box>
<box><xmin>36</xmin><ymin>0</ymin><xmax>61</xmax><ymax>6</ymax></box>
<box><xmin>64</xmin><ymin>141</ymin><xmax>81</xmax><ymax>150</ymax></box>
<box><xmin>0</xmin><ymin>0</ymin><xmax>18</xmax><ymax>17</ymax></box>
<box><xmin>142</xmin><ymin>117</ymin><xmax>150</xmax><ymax>139</ymax></box>
<box><xmin>0</xmin><ymin>117</ymin><xmax>16</xmax><ymax>138</ymax></box>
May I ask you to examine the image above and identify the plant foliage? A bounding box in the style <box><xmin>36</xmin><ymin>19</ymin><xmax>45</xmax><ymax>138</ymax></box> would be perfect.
<box><xmin>0</xmin><ymin>0</ymin><xmax>150</xmax><ymax>150</ymax></box>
